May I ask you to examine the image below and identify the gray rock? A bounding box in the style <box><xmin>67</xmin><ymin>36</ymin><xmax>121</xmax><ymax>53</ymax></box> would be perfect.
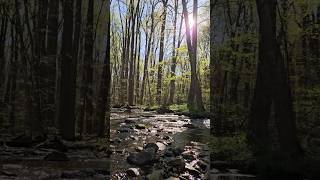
<box><xmin>196</xmin><ymin>160</ymin><xmax>209</xmax><ymax>172</ymax></box>
<box><xmin>170</xmin><ymin>147</ymin><xmax>183</xmax><ymax>157</ymax></box>
<box><xmin>144</xmin><ymin>143</ymin><xmax>159</xmax><ymax>152</ymax></box>
<box><xmin>135</xmin><ymin>146</ymin><xmax>143</xmax><ymax>152</ymax></box>
<box><xmin>181</xmin><ymin>151</ymin><xmax>196</xmax><ymax>161</ymax></box>
<box><xmin>118</xmin><ymin>127</ymin><xmax>131</xmax><ymax>133</ymax></box>
<box><xmin>167</xmin><ymin>158</ymin><xmax>185</xmax><ymax>173</ymax></box>
<box><xmin>126</xmin><ymin>168</ymin><xmax>140</xmax><ymax>177</ymax></box>
<box><xmin>156</xmin><ymin>142</ymin><xmax>166</xmax><ymax>151</ymax></box>
<box><xmin>185</xmin><ymin>164</ymin><xmax>201</xmax><ymax>177</ymax></box>
<box><xmin>127</xmin><ymin>149</ymin><xmax>156</xmax><ymax>166</ymax></box>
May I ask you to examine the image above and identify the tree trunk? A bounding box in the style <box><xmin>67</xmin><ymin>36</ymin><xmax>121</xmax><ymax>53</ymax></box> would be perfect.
<box><xmin>80</xmin><ymin>0</ymin><xmax>94</xmax><ymax>134</ymax></box>
<box><xmin>140</xmin><ymin>4</ymin><xmax>156</xmax><ymax>105</ymax></box>
<box><xmin>156</xmin><ymin>0</ymin><xmax>168</xmax><ymax>105</ymax></box>
<box><xmin>168</xmin><ymin>0</ymin><xmax>179</xmax><ymax>105</ymax></box>
<box><xmin>249</xmin><ymin>0</ymin><xmax>302</xmax><ymax>162</ymax></box>
<box><xmin>58</xmin><ymin>0</ymin><xmax>75</xmax><ymax>140</ymax></box>
<box><xmin>182</xmin><ymin>0</ymin><xmax>205</xmax><ymax>112</ymax></box>
<box><xmin>46</xmin><ymin>0</ymin><xmax>59</xmax><ymax>126</ymax></box>
<box><xmin>128</xmin><ymin>0</ymin><xmax>140</xmax><ymax>106</ymax></box>
<box><xmin>96</xmin><ymin>0</ymin><xmax>111</xmax><ymax>138</ymax></box>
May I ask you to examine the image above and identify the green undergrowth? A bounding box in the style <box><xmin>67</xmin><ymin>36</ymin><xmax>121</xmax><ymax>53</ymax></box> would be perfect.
<box><xmin>169</xmin><ymin>104</ymin><xmax>188</xmax><ymax>113</ymax></box>
<box><xmin>208</xmin><ymin>133</ymin><xmax>252</xmax><ymax>161</ymax></box>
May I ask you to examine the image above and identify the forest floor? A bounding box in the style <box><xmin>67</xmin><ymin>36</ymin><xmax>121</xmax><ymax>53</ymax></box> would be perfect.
<box><xmin>110</xmin><ymin>106</ymin><xmax>211</xmax><ymax>179</ymax></box>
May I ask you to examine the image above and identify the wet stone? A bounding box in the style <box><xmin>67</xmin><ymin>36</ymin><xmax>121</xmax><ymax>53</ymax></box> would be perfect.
<box><xmin>127</xmin><ymin>150</ymin><xmax>156</xmax><ymax>166</ymax></box>
<box><xmin>126</xmin><ymin>168</ymin><xmax>140</xmax><ymax>177</ymax></box>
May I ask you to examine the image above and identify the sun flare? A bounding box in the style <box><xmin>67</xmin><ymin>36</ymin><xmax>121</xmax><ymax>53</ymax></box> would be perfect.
<box><xmin>188</xmin><ymin>17</ymin><xmax>194</xmax><ymax>28</ymax></box>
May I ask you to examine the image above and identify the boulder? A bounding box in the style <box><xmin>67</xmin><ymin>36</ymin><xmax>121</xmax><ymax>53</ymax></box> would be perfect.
<box><xmin>167</xmin><ymin>158</ymin><xmax>185</xmax><ymax>173</ymax></box>
<box><xmin>127</xmin><ymin>149</ymin><xmax>156</xmax><ymax>166</ymax></box>
<box><xmin>144</xmin><ymin>143</ymin><xmax>159</xmax><ymax>152</ymax></box>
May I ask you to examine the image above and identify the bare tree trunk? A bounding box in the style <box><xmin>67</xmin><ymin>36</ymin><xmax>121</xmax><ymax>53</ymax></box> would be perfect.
<box><xmin>182</xmin><ymin>0</ymin><xmax>205</xmax><ymax>112</ymax></box>
<box><xmin>58</xmin><ymin>0</ymin><xmax>75</xmax><ymax>140</ymax></box>
<box><xmin>140</xmin><ymin>3</ymin><xmax>156</xmax><ymax>105</ymax></box>
<box><xmin>168</xmin><ymin>0</ymin><xmax>179</xmax><ymax>105</ymax></box>
<box><xmin>46</xmin><ymin>0</ymin><xmax>59</xmax><ymax>126</ymax></box>
<box><xmin>96</xmin><ymin>0</ymin><xmax>111</xmax><ymax>138</ymax></box>
<box><xmin>128</xmin><ymin>0</ymin><xmax>140</xmax><ymax>106</ymax></box>
<box><xmin>249</xmin><ymin>0</ymin><xmax>302</xmax><ymax>163</ymax></box>
<box><xmin>80</xmin><ymin>0</ymin><xmax>94</xmax><ymax>134</ymax></box>
<box><xmin>156</xmin><ymin>0</ymin><xmax>168</xmax><ymax>106</ymax></box>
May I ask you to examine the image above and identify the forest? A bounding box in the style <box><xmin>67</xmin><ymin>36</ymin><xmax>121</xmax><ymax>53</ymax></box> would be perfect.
<box><xmin>0</xmin><ymin>0</ymin><xmax>319</xmax><ymax>179</ymax></box>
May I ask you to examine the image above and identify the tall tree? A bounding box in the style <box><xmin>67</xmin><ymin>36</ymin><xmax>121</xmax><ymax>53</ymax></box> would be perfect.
<box><xmin>140</xmin><ymin>2</ymin><xmax>157</xmax><ymax>105</ymax></box>
<box><xmin>182</xmin><ymin>0</ymin><xmax>205</xmax><ymax>112</ymax></box>
<box><xmin>46</xmin><ymin>0</ymin><xmax>59</xmax><ymax>126</ymax></box>
<box><xmin>249</xmin><ymin>0</ymin><xmax>302</xmax><ymax>165</ymax></box>
<box><xmin>80</xmin><ymin>0</ymin><xmax>94</xmax><ymax>134</ymax></box>
<box><xmin>58</xmin><ymin>0</ymin><xmax>75</xmax><ymax>140</ymax></box>
<box><xmin>128</xmin><ymin>0</ymin><xmax>140</xmax><ymax>106</ymax></box>
<box><xmin>156</xmin><ymin>0</ymin><xmax>168</xmax><ymax>105</ymax></box>
<box><xmin>96</xmin><ymin>0</ymin><xmax>111</xmax><ymax>138</ymax></box>
<box><xmin>168</xmin><ymin>0</ymin><xmax>179</xmax><ymax>105</ymax></box>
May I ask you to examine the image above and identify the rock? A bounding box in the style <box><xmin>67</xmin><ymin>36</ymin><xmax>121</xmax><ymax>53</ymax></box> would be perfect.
<box><xmin>130</xmin><ymin>135</ymin><xmax>138</xmax><ymax>140</ymax></box>
<box><xmin>181</xmin><ymin>151</ymin><xmax>196</xmax><ymax>161</ymax></box>
<box><xmin>185</xmin><ymin>164</ymin><xmax>201</xmax><ymax>177</ymax></box>
<box><xmin>172</xmin><ymin>147</ymin><xmax>184</xmax><ymax>156</ymax></box>
<box><xmin>135</xmin><ymin>146</ymin><xmax>143</xmax><ymax>152</ymax></box>
<box><xmin>146</xmin><ymin>170</ymin><xmax>163</xmax><ymax>180</ymax></box>
<box><xmin>125</xmin><ymin>119</ymin><xmax>137</xmax><ymax>124</ymax></box>
<box><xmin>118</xmin><ymin>127</ymin><xmax>131</xmax><ymax>133</ymax></box>
<box><xmin>182</xmin><ymin>123</ymin><xmax>196</xmax><ymax>129</ymax></box>
<box><xmin>126</xmin><ymin>168</ymin><xmax>140</xmax><ymax>177</ymax></box>
<box><xmin>164</xmin><ymin>150</ymin><xmax>174</xmax><ymax>157</ymax></box>
<box><xmin>127</xmin><ymin>150</ymin><xmax>156</xmax><ymax>166</ymax></box>
<box><xmin>115</xmin><ymin>149</ymin><xmax>126</xmax><ymax>154</ymax></box>
<box><xmin>196</xmin><ymin>160</ymin><xmax>209</xmax><ymax>172</ymax></box>
<box><xmin>44</xmin><ymin>151</ymin><xmax>70</xmax><ymax>161</ymax></box>
<box><xmin>156</xmin><ymin>142</ymin><xmax>166</xmax><ymax>151</ymax></box>
<box><xmin>163</xmin><ymin>136</ymin><xmax>171</xmax><ymax>140</ymax></box>
<box><xmin>135</xmin><ymin>124</ymin><xmax>146</xmax><ymax>129</ymax></box>
<box><xmin>144</xmin><ymin>143</ymin><xmax>159</xmax><ymax>152</ymax></box>
<box><xmin>167</xmin><ymin>158</ymin><xmax>185</xmax><ymax>173</ymax></box>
